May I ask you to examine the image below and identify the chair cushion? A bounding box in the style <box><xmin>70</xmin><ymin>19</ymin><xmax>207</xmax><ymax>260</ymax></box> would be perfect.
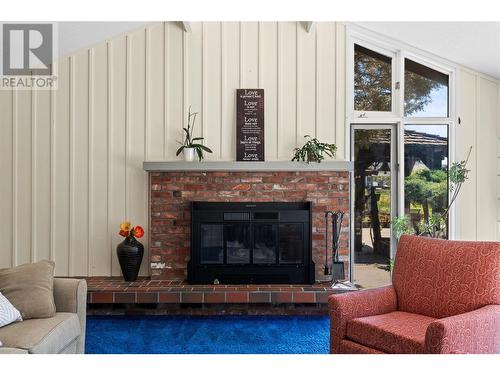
<box><xmin>346</xmin><ymin>311</ymin><xmax>436</xmax><ymax>354</ymax></box>
<box><xmin>0</xmin><ymin>261</ymin><xmax>56</xmax><ymax>319</ymax></box>
<box><xmin>393</xmin><ymin>236</ymin><xmax>500</xmax><ymax>319</ymax></box>
<box><xmin>0</xmin><ymin>313</ymin><xmax>80</xmax><ymax>354</ymax></box>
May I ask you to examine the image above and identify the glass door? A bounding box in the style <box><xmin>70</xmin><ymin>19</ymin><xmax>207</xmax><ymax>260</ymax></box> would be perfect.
<box><xmin>351</xmin><ymin>125</ymin><xmax>396</xmax><ymax>289</ymax></box>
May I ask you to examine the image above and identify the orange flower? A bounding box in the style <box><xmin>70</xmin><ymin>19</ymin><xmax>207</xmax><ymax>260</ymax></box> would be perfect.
<box><xmin>132</xmin><ymin>226</ymin><xmax>144</xmax><ymax>238</ymax></box>
<box><xmin>120</xmin><ymin>221</ymin><xmax>132</xmax><ymax>232</ymax></box>
<box><xmin>119</xmin><ymin>229</ymin><xmax>130</xmax><ymax>237</ymax></box>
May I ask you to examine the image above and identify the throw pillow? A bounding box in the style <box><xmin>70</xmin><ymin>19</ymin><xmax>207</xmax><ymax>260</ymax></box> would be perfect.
<box><xmin>0</xmin><ymin>292</ymin><xmax>22</xmax><ymax>328</ymax></box>
<box><xmin>0</xmin><ymin>260</ymin><xmax>56</xmax><ymax>319</ymax></box>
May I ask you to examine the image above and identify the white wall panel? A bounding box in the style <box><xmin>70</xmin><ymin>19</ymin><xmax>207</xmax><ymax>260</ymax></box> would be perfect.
<box><xmin>34</xmin><ymin>88</ymin><xmax>52</xmax><ymax>263</ymax></box>
<box><xmin>0</xmin><ymin>89</ymin><xmax>13</xmax><ymax>267</ymax></box>
<box><xmin>203</xmin><ymin>22</ymin><xmax>222</xmax><ymax>160</ymax></box>
<box><xmin>53</xmin><ymin>58</ymin><xmax>70</xmax><ymax>276</ymax></box>
<box><xmin>456</xmin><ymin>69</ymin><xmax>499</xmax><ymax>241</ymax></box>
<box><xmin>476</xmin><ymin>77</ymin><xmax>499</xmax><ymax>240</ymax></box>
<box><xmin>71</xmin><ymin>51</ymin><xmax>90</xmax><ymax>276</ymax></box>
<box><xmin>316</xmin><ymin>23</ymin><xmax>336</xmax><ymax>144</ymax></box>
<box><xmin>259</xmin><ymin>22</ymin><xmax>278</xmax><ymax>161</ymax></box>
<box><xmin>277</xmin><ymin>22</ymin><xmax>298</xmax><ymax>160</ymax></box>
<box><xmin>0</xmin><ymin>22</ymin><xmax>364</xmax><ymax>276</ymax></box>
<box><xmin>456</xmin><ymin>70</ymin><xmax>477</xmax><ymax>240</ymax></box>
<box><xmin>220</xmin><ymin>22</ymin><xmax>240</xmax><ymax>161</ymax></box>
<box><xmin>109</xmin><ymin>36</ymin><xmax>128</xmax><ymax>276</ymax></box>
<box><xmin>89</xmin><ymin>43</ymin><xmax>110</xmax><ymax>276</ymax></box>
<box><xmin>16</xmin><ymin>89</ymin><xmax>32</xmax><ymax>266</ymax></box>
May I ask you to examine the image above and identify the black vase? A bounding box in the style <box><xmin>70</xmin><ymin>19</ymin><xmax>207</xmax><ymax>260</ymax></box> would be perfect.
<box><xmin>117</xmin><ymin>236</ymin><xmax>144</xmax><ymax>282</ymax></box>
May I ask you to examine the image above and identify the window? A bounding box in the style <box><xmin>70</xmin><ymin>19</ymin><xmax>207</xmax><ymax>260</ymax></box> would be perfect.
<box><xmin>354</xmin><ymin>44</ymin><xmax>393</xmax><ymax>112</ymax></box>
<box><xmin>404</xmin><ymin>124</ymin><xmax>449</xmax><ymax>238</ymax></box>
<box><xmin>404</xmin><ymin>59</ymin><xmax>449</xmax><ymax>117</ymax></box>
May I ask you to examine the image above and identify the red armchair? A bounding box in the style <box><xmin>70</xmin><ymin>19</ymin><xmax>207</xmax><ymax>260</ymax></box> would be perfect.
<box><xmin>329</xmin><ymin>235</ymin><xmax>500</xmax><ymax>354</ymax></box>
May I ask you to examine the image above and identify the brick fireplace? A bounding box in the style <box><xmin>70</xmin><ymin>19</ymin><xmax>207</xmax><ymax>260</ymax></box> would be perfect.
<box><xmin>146</xmin><ymin>162</ymin><xmax>352</xmax><ymax>283</ymax></box>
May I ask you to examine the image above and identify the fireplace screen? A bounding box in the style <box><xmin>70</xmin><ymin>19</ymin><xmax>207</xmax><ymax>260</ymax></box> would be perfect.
<box><xmin>189</xmin><ymin>202</ymin><xmax>314</xmax><ymax>284</ymax></box>
<box><xmin>253</xmin><ymin>224</ymin><xmax>277</xmax><ymax>264</ymax></box>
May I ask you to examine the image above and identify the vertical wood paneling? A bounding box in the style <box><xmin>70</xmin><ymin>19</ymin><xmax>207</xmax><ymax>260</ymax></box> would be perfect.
<box><xmin>477</xmin><ymin>77</ymin><xmax>498</xmax><ymax>240</ymax></box>
<box><xmin>335</xmin><ymin>23</ymin><xmax>346</xmax><ymax>159</ymax></box>
<box><xmin>71</xmin><ymin>50</ymin><xmax>90</xmax><ymax>275</ymax></box>
<box><xmin>165</xmin><ymin>23</ymin><xmax>184</xmax><ymax>160</ymax></box>
<box><xmin>31</xmin><ymin>87</ymin><xmax>37</xmax><ymax>263</ymax></box>
<box><xmin>16</xmin><ymin>88</ymin><xmax>32</xmax><ymax>266</ymax></box>
<box><xmin>53</xmin><ymin>58</ymin><xmax>70</xmax><ymax>276</ymax></box>
<box><xmin>0</xmin><ymin>89</ymin><xmax>13</xmax><ymax>267</ymax></box>
<box><xmin>297</xmin><ymin>24</ymin><xmax>316</xmax><ymax>140</ymax></box>
<box><xmin>241</xmin><ymin>22</ymin><xmax>259</xmax><ymax>88</ymax></box>
<box><xmin>203</xmin><ymin>22</ymin><xmax>222</xmax><ymax>160</ymax></box>
<box><xmin>128</xmin><ymin>29</ymin><xmax>149</xmax><ymax>275</ymax></box>
<box><xmin>90</xmin><ymin>43</ymin><xmax>110</xmax><ymax>275</ymax></box>
<box><xmin>147</xmin><ymin>24</ymin><xmax>165</xmax><ymax>160</ymax></box>
<box><xmin>220</xmin><ymin>22</ymin><xmax>240</xmax><ymax>161</ymax></box>
<box><xmin>186</xmin><ymin>22</ymin><xmax>203</xmax><ymax>140</ymax></box>
<box><xmin>0</xmin><ymin>21</ymin><xmax>345</xmax><ymax>275</ymax></box>
<box><xmin>316</xmin><ymin>22</ymin><xmax>336</xmax><ymax>143</ymax></box>
<box><xmin>34</xmin><ymin>88</ymin><xmax>52</xmax><ymax>262</ymax></box>
<box><xmin>277</xmin><ymin>22</ymin><xmax>298</xmax><ymax>159</ymax></box>
<box><xmin>260</xmin><ymin>22</ymin><xmax>278</xmax><ymax>160</ymax></box>
<box><xmin>109</xmin><ymin>36</ymin><xmax>127</xmax><ymax>276</ymax></box>
<box><xmin>456</xmin><ymin>69</ymin><xmax>477</xmax><ymax>240</ymax></box>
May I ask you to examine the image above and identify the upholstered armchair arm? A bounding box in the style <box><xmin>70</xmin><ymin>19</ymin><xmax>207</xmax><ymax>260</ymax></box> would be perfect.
<box><xmin>425</xmin><ymin>305</ymin><xmax>500</xmax><ymax>354</ymax></box>
<box><xmin>328</xmin><ymin>285</ymin><xmax>398</xmax><ymax>353</ymax></box>
<box><xmin>53</xmin><ymin>278</ymin><xmax>87</xmax><ymax>354</ymax></box>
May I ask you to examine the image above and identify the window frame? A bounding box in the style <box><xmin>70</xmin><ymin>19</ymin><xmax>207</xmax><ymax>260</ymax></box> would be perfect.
<box><xmin>346</xmin><ymin>24</ymin><xmax>458</xmax><ymax>241</ymax></box>
<box><xmin>349</xmin><ymin>40</ymin><xmax>399</xmax><ymax>118</ymax></box>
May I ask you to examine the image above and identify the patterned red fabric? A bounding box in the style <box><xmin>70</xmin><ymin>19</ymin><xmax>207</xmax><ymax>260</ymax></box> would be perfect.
<box><xmin>393</xmin><ymin>235</ymin><xmax>500</xmax><ymax>319</ymax></box>
<box><xmin>425</xmin><ymin>305</ymin><xmax>500</xmax><ymax>354</ymax></box>
<box><xmin>340</xmin><ymin>340</ymin><xmax>384</xmax><ymax>354</ymax></box>
<box><xmin>328</xmin><ymin>285</ymin><xmax>397</xmax><ymax>353</ymax></box>
<box><xmin>346</xmin><ymin>311</ymin><xmax>436</xmax><ymax>354</ymax></box>
<box><xmin>329</xmin><ymin>236</ymin><xmax>500</xmax><ymax>354</ymax></box>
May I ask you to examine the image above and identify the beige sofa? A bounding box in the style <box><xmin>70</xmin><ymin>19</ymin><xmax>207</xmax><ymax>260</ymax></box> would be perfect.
<box><xmin>0</xmin><ymin>278</ymin><xmax>87</xmax><ymax>354</ymax></box>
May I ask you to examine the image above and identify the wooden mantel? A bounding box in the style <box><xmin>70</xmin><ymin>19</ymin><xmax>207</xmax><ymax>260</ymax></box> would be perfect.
<box><xmin>143</xmin><ymin>160</ymin><xmax>353</xmax><ymax>172</ymax></box>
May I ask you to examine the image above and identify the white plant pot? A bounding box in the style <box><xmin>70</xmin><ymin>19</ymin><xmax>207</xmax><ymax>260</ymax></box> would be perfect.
<box><xmin>183</xmin><ymin>147</ymin><xmax>196</xmax><ymax>162</ymax></box>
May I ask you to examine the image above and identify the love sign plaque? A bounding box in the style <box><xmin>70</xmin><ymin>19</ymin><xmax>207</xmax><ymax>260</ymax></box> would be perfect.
<box><xmin>236</xmin><ymin>89</ymin><xmax>264</xmax><ymax>161</ymax></box>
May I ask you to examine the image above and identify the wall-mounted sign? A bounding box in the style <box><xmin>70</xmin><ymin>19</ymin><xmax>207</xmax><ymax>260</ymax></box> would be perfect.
<box><xmin>236</xmin><ymin>89</ymin><xmax>264</xmax><ymax>161</ymax></box>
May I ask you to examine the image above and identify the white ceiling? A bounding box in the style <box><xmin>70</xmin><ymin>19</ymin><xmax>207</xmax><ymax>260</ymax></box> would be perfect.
<box><xmin>57</xmin><ymin>22</ymin><xmax>149</xmax><ymax>57</ymax></box>
<box><xmin>355</xmin><ymin>22</ymin><xmax>500</xmax><ymax>79</ymax></box>
<box><xmin>56</xmin><ymin>22</ymin><xmax>500</xmax><ymax>79</ymax></box>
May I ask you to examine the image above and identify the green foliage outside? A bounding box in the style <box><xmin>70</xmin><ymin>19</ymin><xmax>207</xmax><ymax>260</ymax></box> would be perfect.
<box><xmin>391</xmin><ymin>147</ymin><xmax>472</xmax><ymax>239</ymax></box>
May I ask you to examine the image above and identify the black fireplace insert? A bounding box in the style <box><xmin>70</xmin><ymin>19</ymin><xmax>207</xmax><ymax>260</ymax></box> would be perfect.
<box><xmin>188</xmin><ymin>202</ymin><xmax>314</xmax><ymax>284</ymax></box>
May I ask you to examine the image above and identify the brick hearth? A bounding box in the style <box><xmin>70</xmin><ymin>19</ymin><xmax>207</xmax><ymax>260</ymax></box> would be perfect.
<box><xmin>149</xmin><ymin>170</ymin><xmax>350</xmax><ymax>281</ymax></box>
<box><xmin>86</xmin><ymin>277</ymin><xmax>341</xmax><ymax>305</ymax></box>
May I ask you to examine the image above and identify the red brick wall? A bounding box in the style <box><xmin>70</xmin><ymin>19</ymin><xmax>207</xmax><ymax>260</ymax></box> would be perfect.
<box><xmin>149</xmin><ymin>171</ymin><xmax>350</xmax><ymax>282</ymax></box>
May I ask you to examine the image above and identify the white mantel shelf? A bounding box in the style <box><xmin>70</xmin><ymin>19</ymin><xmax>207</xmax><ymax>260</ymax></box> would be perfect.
<box><xmin>143</xmin><ymin>160</ymin><xmax>353</xmax><ymax>172</ymax></box>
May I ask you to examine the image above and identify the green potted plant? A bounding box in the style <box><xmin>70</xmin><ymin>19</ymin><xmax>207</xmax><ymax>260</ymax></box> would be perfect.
<box><xmin>176</xmin><ymin>107</ymin><xmax>213</xmax><ymax>161</ymax></box>
<box><xmin>291</xmin><ymin>135</ymin><xmax>337</xmax><ymax>163</ymax></box>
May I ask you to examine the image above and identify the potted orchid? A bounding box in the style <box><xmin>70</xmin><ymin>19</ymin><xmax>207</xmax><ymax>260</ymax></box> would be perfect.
<box><xmin>176</xmin><ymin>107</ymin><xmax>213</xmax><ymax>161</ymax></box>
<box><xmin>116</xmin><ymin>221</ymin><xmax>145</xmax><ymax>282</ymax></box>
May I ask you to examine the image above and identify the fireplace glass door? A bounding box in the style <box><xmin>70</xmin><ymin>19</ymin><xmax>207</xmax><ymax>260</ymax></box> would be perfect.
<box><xmin>225</xmin><ymin>223</ymin><xmax>251</xmax><ymax>264</ymax></box>
<box><xmin>253</xmin><ymin>224</ymin><xmax>277</xmax><ymax>264</ymax></box>
<box><xmin>279</xmin><ymin>223</ymin><xmax>304</xmax><ymax>264</ymax></box>
<box><xmin>200</xmin><ymin>224</ymin><xmax>224</xmax><ymax>264</ymax></box>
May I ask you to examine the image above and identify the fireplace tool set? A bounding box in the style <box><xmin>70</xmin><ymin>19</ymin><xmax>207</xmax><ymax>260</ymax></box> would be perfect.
<box><xmin>324</xmin><ymin>211</ymin><xmax>355</xmax><ymax>289</ymax></box>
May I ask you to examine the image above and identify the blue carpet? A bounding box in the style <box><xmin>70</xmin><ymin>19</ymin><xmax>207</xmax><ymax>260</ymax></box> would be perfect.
<box><xmin>86</xmin><ymin>315</ymin><xmax>329</xmax><ymax>354</ymax></box>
